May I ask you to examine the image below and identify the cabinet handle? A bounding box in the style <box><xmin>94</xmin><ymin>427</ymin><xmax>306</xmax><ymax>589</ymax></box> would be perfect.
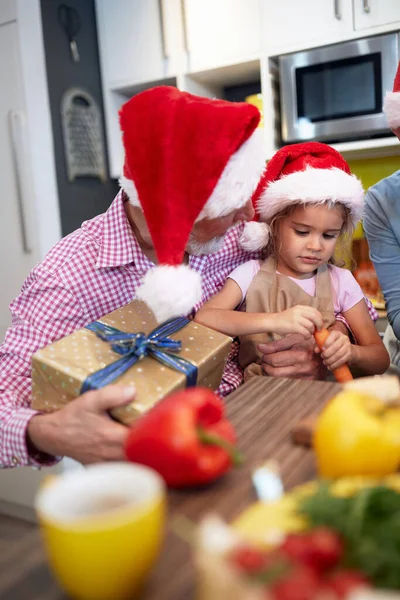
<box><xmin>334</xmin><ymin>0</ymin><xmax>341</xmax><ymax>19</ymax></box>
<box><xmin>8</xmin><ymin>111</ymin><xmax>34</xmax><ymax>254</ymax></box>
<box><xmin>180</xmin><ymin>0</ymin><xmax>190</xmax><ymax>53</ymax></box>
<box><xmin>158</xmin><ymin>0</ymin><xmax>168</xmax><ymax>59</ymax></box>
<box><xmin>363</xmin><ymin>0</ymin><xmax>371</xmax><ymax>13</ymax></box>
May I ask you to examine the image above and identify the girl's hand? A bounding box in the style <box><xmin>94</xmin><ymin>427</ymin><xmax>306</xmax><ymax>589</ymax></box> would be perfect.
<box><xmin>274</xmin><ymin>305</ymin><xmax>323</xmax><ymax>339</ymax></box>
<box><xmin>317</xmin><ymin>330</ymin><xmax>352</xmax><ymax>371</ymax></box>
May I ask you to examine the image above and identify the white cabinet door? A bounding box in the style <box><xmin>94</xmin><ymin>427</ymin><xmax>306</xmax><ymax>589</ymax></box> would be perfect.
<box><xmin>354</xmin><ymin>0</ymin><xmax>400</xmax><ymax>30</ymax></box>
<box><xmin>0</xmin><ymin>0</ymin><xmax>16</xmax><ymax>23</ymax></box>
<box><xmin>0</xmin><ymin>19</ymin><xmax>39</xmax><ymax>343</ymax></box>
<box><xmin>263</xmin><ymin>0</ymin><xmax>354</xmax><ymax>56</ymax></box>
<box><xmin>95</xmin><ymin>0</ymin><xmax>176</xmax><ymax>88</ymax></box>
<box><xmin>183</xmin><ymin>0</ymin><xmax>261</xmax><ymax>73</ymax></box>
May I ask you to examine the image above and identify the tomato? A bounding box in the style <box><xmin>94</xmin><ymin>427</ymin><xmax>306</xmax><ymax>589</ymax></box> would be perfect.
<box><xmin>270</xmin><ymin>564</ymin><xmax>320</xmax><ymax>600</ymax></box>
<box><xmin>229</xmin><ymin>545</ymin><xmax>270</xmax><ymax>574</ymax></box>
<box><xmin>324</xmin><ymin>569</ymin><xmax>370</xmax><ymax>598</ymax></box>
<box><xmin>281</xmin><ymin>528</ymin><xmax>343</xmax><ymax>572</ymax></box>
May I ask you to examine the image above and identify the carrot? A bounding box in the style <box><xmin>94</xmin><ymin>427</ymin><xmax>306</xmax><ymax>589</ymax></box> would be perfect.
<box><xmin>314</xmin><ymin>328</ymin><xmax>353</xmax><ymax>383</ymax></box>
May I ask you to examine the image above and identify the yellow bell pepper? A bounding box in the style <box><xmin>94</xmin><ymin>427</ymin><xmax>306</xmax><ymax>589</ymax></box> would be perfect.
<box><xmin>314</xmin><ymin>390</ymin><xmax>400</xmax><ymax>478</ymax></box>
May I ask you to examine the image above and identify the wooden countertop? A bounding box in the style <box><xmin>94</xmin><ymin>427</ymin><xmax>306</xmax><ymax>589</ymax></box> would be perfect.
<box><xmin>0</xmin><ymin>376</ymin><xmax>340</xmax><ymax>600</ymax></box>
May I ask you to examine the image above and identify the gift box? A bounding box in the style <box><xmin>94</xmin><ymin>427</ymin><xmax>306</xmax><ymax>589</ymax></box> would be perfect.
<box><xmin>31</xmin><ymin>300</ymin><xmax>232</xmax><ymax>425</ymax></box>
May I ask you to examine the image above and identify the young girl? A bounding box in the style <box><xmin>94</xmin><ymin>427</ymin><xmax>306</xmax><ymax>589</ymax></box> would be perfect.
<box><xmin>195</xmin><ymin>142</ymin><xmax>389</xmax><ymax>379</ymax></box>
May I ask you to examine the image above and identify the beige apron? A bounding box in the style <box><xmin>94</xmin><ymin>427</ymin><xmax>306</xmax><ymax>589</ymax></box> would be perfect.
<box><xmin>238</xmin><ymin>256</ymin><xmax>336</xmax><ymax>378</ymax></box>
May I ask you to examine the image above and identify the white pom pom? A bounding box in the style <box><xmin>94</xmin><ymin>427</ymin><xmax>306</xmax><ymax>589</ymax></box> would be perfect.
<box><xmin>136</xmin><ymin>265</ymin><xmax>202</xmax><ymax>323</ymax></box>
<box><xmin>239</xmin><ymin>221</ymin><xmax>271</xmax><ymax>252</ymax></box>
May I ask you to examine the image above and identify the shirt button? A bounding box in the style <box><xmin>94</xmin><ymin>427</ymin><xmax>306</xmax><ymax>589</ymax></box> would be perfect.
<box><xmin>12</xmin><ymin>456</ymin><xmax>20</xmax><ymax>466</ymax></box>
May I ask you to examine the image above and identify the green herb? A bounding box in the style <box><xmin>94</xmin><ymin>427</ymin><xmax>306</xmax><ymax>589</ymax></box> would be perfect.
<box><xmin>298</xmin><ymin>483</ymin><xmax>400</xmax><ymax>589</ymax></box>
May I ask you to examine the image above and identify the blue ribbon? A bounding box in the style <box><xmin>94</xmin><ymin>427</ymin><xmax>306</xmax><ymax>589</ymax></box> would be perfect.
<box><xmin>81</xmin><ymin>316</ymin><xmax>198</xmax><ymax>393</ymax></box>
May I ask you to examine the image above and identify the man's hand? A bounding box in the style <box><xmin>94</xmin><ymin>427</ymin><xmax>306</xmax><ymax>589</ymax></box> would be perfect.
<box><xmin>258</xmin><ymin>334</ymin><xmax>325</xmax><ymax>379</ymax></box>
<box><xmin>27</xmin><ymin>385</ymin><xmax>135</xmax><ymax>464</ymax></box>
<box><xmin>257</xmin><ymin>320</ymin><xmax>350</xmax><ymax>380</ymax></box>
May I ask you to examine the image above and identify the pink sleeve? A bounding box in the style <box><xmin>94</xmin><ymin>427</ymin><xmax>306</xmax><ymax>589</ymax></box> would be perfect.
<box><xmin>227</xmin><ymin>259</ymin><xmax>261</xmax><ymax>301</ymax></box>
<box><xmin>331</xmin><ymin>266</ymin><xmax>364</xmax><ymax>313</ymax></box>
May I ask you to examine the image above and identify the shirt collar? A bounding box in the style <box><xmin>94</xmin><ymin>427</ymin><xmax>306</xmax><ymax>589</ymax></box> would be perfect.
<box><xmin>96</xmin><ymin>190</ymin><xmax>153</xmax><ymax>272</ymax></box>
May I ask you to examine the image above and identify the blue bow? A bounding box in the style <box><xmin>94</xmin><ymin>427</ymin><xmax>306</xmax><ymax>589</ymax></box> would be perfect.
<box><xmin>81</xmin><ymin>316</ymin><xmax>198</xmax><ymax>393</ymax></box>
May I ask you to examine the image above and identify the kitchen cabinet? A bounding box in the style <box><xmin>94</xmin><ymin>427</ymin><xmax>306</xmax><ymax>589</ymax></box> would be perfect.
<box><xmin>96</xmin><ymin>0</ymin><xmax>184</xmax><ymax>178</ymax></box>
<box><xmin>0</xmin><ymin>18</ymin><xmax>40</xmax><ymax>343</ymax></box>
<box><xmin>354</xmin><ymin>0</ymin><xmax>400</xmax><ymax>31</ymax></box>
<box><xmin>183</xmin><ymin>0</ymin><xmax>261</xmax><ymax>73</ymax></box>
<box><xmin>262</xmin><ymin>0</ymin><xmax>354</xmax><ymax>56</ymax></box>
<box><xmin>95</xmin><ymin>0</ymin><xmax>182</xmax><ymax>89</ymax></box>
<box><xmin>0</xmin><ymin>0</ymin><xmax>60</xmax><ymax>343</ymax></box>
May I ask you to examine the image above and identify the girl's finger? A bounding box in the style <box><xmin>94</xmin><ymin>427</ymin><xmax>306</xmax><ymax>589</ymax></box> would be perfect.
<box><xmin>326</xmin><ymin>357</ymin><xmax>347</xmax><ymax>371</ymax></box>
<box><xmin>313</xmin><ymin>314</ymin><xmax>324</xmax><ymax>331</ymax></box>
<box><xmin>321</xmin><ymin>331</ymin><xmax>339</xmax><ymax>349</ymax></box>
<box><xmin>300</xmin><ymin>307</ymin><xmax>323</xmax><ymax>331</ymax></box>
<box><xmin>297</xmin><ymin>322</ymin><xmax>312</xmax><ymax>338</ymax></box>
<box><xmin>321</xmin><ymin>340</ymin><xmax>345</xmax><ymax>359</ymax></box>
<box><xmin>323</xmin><ymin>347</ymin><xmax>348</xmax><ymax>368</ymax></box>
<box><xmin>300</xmin><ymin>327</ymin><xmax>311</xmax><ymax>339</ymax></box>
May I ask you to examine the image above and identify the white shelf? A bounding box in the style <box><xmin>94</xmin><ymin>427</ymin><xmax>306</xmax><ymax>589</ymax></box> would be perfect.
<box><xmin>111</xmin><ymin>76</ymin><xmax>178</xmax><ymax>97</ymax></box>
<box><xmin>266</xmin><ymin>137</ymin><xmax>400</xmax><ymax>162</ymax></box>
<box><xmin>186</xmin><ymin>58</ymin><xmax>261</xmax><ymax>89</ymax></box>
<box><xmin>331</xmin><ymin>137</ymin><xmax>400</xmax><ymax>160</ymax></box>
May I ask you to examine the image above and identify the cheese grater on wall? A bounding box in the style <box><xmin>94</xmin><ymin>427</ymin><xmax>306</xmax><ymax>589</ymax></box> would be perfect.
<box><xmin>61</xmin><ymin>87</ymin><xmax>107</xmax><ymax>183</ymax></box>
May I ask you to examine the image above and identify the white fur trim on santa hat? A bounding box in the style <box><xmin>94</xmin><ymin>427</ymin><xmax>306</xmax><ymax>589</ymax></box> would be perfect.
<box><xmin>135</xmin><ymin>264</ymin><xmax>202</xmax><ymax>323</ymax></box>
<box><xmin>239</xmin><ymin>221</ymin><xmax>271</xmax><ymax>252</ymax></box>
<box><xmin>119</xmin><ymin>174</ymin><xmax>139</xmax><ymax>205</ymax></box>
<box><xmin>383</xmin><ymin>91</ymin><xmax>400</xmax><ymax>129</ymax></box>
<box><xmin>120</xmin><ymin>128</ymin><xmax>265</xmax><ymax>221</ymax></box>
<box><xmin>257</xmin><ymin>167</ymin><xmax>364</xmax><ymax>226</ymax></box>
<box><xmin>197</xmin><ymin>128</ymin><xmax>265</xmax><ymax>219</ymax></box>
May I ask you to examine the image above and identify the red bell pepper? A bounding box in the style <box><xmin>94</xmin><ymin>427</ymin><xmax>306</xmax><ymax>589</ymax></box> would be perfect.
<box><xmin>124</xmin><ymin>387</ymin><xmax>242</xmax><ymax>488</ymax></box>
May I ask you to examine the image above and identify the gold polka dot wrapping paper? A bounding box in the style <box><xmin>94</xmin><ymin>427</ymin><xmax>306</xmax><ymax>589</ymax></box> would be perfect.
<box><xmin>31</xmin><ymin>300</ymin><xmax>233</xmax><ymax>425</ymax></box>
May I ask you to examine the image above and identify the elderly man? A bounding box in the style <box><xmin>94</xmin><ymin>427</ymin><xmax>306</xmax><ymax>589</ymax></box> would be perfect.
<box><xmin>1</xmin><ymin>87</ymin><xmax>374</xmax><ymax>468</ymax></box>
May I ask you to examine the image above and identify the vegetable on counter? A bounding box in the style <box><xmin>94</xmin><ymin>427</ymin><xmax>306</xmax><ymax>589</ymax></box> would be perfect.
<box><xmin>314</xmin><ymin>328</ymin><xmax>353</xmax><ymax>383</ymax></box>
<box><xmin>313</xmin><ymin>389</ymin><xmax>400</xmax><ymax>478</ymax></box>
<box><xmin>200</xmin><ymin>518</ymin><xmax>370</xmax><ymax>600</ymax></box>
<box><xmin>124</xmin><ymin>387</ymin><xmax>241</xmax><ymax>488</ymax></box>
<box><xmin>298</xmin><ymin>483</ymin><xmax>400</xmax><ymax>590</ymax></box>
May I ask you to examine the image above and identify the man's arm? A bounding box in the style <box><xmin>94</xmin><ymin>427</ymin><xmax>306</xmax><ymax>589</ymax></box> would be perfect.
<box><xmin>364</xmin><ymin>187</ymin><xmax>400</xmax><ymax>338</ymax></box>
<box><xmin>0</xmin><ymin>272</ymin><xmax>131</xmax><ymax>467</ymax></box>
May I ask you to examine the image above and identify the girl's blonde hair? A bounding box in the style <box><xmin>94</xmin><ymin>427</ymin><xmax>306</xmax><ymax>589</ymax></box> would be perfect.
<box><xmin>266</xmin><ymin>201</ymin><xmax>354</xmax><ymax>268</ymax></box>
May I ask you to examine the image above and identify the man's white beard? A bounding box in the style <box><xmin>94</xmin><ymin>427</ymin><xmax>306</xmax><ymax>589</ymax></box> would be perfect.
<box><xmin>186</xmin><ymin>233</ymin><xmax>226</xmax><ymax>256</ymax></box>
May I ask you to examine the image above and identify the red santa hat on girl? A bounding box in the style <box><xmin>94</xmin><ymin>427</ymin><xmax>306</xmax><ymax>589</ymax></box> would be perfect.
<box><xmin>241</xmin><ymin>141</ymin><xmax>364</xmax><ymax>251</ymax></box>
<box><xmin>383</xmin><ymin>61</ymin><xmax>400</xmax><ymax>129</ymax></box>
<box><xmin>119</xmin><ymin>86</ymin><xmax>265</xmax><ymax>322</ymax></box>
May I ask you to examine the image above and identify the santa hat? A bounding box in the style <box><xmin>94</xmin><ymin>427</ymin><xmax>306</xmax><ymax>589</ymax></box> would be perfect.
<box><xmin>240</xmin><ymin>141</ymin><xmax>364</xmax><ymax>252</ymax></box>
<box><xmin>383</xmin><ymin>61</ymin><xmax>400</xmax><ymax>129</ymax></box>
<box><xmin>119</xmin><ymin>86</ymin><xmax>265</xmax><ymax>322</ymax></box>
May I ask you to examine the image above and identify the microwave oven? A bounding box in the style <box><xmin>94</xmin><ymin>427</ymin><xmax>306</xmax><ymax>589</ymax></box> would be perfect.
<box><xmin>279</xmin><ymin>33</ymin><xmax>399</xmax><ymax>144</ymax></box>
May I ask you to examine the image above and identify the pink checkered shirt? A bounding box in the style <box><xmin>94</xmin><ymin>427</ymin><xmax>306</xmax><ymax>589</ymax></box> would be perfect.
<box><xmin>0</xmin><ymin>191</ymin><xmax>378</xmax><ymax>468</ymax></box>
<box><xmin>0</xmin><ymin>192</ymin><xmax>261</xmax><ymax>467</ymax></box>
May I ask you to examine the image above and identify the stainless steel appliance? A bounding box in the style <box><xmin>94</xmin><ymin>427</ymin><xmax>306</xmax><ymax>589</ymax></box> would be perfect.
<box><xmin>279</xmin><ymin>33</ymin><xmax>399</xmax><ymax>144</ymax></box>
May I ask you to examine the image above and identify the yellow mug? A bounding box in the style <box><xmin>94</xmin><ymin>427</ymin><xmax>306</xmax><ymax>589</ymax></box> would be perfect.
<box><xmin>35</xmin><ymin>462</ymin><xmax>166</xmax><ymax>600</ymax></box>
